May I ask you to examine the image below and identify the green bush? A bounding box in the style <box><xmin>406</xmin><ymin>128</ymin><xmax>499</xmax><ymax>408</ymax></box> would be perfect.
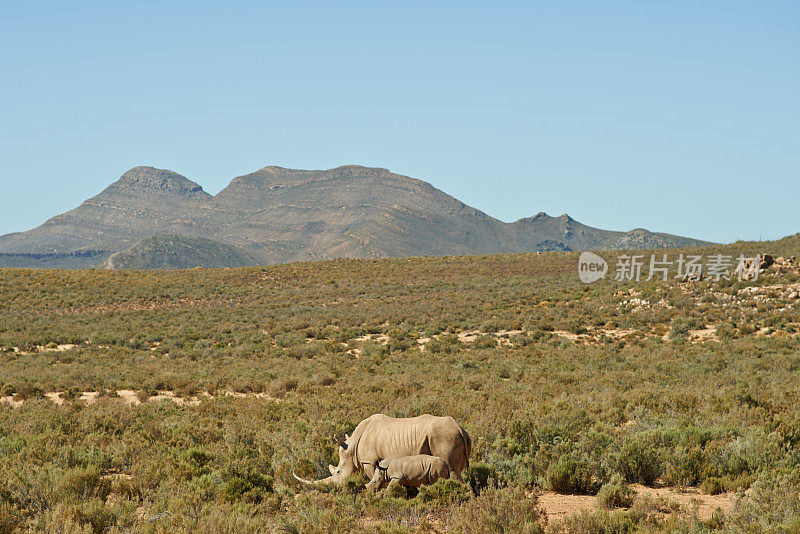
<box><xmin>447</xmin><ymin>486</ymin><xmax>542</xmax><ymax>533</ymax></box>
<box><xmin>596</xmin><ymin>474</ymin><xmax>635</xmax><ymax>509</ymax></box>
<box><xmin>669</xmin><ymin>316</ymin><xmax>700</xmax><ymax>342</ymax></box>
<box><xmin>56</xmin><ymin>467</ymin><xmax>111</xmax><ymax>503</ymax></box>
<box><xmin>616</xmin><ymin>439</ymin><xmax>663</xmax><ymax>485</ymax></box>
<box><xmin>545</xmin><ymin>455</ymin><xmax>599</xmax><ymax>494</ymax></box>
<box><xmin>386</xmin><ymin>481</ymin><xmax>407</xmax><ymax>499</ymax></box>
<box><xmin>274</xmin><ymin>333</ymin><xmax>304</xmax><ymax>347</ymax></box>
<box><xmin>663</xmin><ymin>445</ymin><xmax>706</xmax><ymax>486</ymax></box>
<box><xmin>546</xmin><ymin>509</ymin><xmax>635</xmax><ymax>534</ymax></box>
<box><xmin>465</xmin><ymin>461</ymin><xmax>501</xmax><ymax>495</ymax></box>
<box><xmin>178</xmin><ymin>447</ymin><xmax>213</xmax><ymax>480</ymax></box>
<box><xmin>416</xmin><ymin>479</ymin><xmax>471</xmax><ymax>506</ymax></box>
<box><xmin>222</xmin><ymin>470</ymin><xmax>273</xmax><ymax>502</ymax></box>
<box><xmin>68</xmin><ymin>498</ymin><xmax>117</xmax><ymax>534</ymax></box>
<box><xmin>470</xmin><ymin>335</ymin><xmax>497</xmax><ymax>349</ymax></box>
<box><xmin>700</xmin><ymin>476</ymin><xmax>725</xmax><ymax>495</ymax></box>
<box><xmin>427</xmin><ymin>335</ymin><xmax>460</xmax><ymax>354</ymax></box>
<box><xmin>185</xmin><ymin>446</ymin><xmax>212</xmax><ymax>467</ymax></box>
<box><xmin>0</xmin><ymin>501</ymin><xmax>25</xmax><ymax>534</ymax></box>
<box><xmin>341</xmin><ymin>473</ymin><xmax>365</xmax><ymax>496</ymax></box>
<box><xmin>726</xmin><ymin>475</ymin><xmax>800</xmax><ymax>529</ymax></box>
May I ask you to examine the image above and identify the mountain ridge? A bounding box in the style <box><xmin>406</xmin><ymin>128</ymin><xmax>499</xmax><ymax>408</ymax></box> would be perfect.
<box><xmin>0</xmin><ymin>165</ymin><xmax>714</xmax><ymax>268</ymax></box>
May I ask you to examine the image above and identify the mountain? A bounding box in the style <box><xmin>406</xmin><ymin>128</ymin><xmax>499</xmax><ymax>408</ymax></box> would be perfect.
<box><xmin>0</xmin><ymin>167</ymin><xmax>213</xmax><ymax>254</ymax></box>
<box><xmin>0</xmin><ymin>165</ymin><xmax>713</xmax><ymax>268</ymax></box>
<box><xmin>211</xmin><ymin>165</ymin><xmax>511</xmax><ymax>262</ymax></box>
<box><xmin>103</xmin><ymin>235</ymin><xmax>260</xmax><ymax>270</ymax></box>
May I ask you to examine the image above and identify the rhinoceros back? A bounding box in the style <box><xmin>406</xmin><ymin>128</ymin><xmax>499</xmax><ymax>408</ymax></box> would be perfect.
<box><xmin>392</xmin><ymin>455</ymin><xmax>450</xmax><ymax>486</ymax></box>
<box><xmin>353</xmin><ymin>414</ymin><xmax>470</xmax><ymax>478</ymax></box>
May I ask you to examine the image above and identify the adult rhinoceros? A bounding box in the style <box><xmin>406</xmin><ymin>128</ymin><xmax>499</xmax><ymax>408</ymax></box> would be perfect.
<box><xmin>293</xmin><ymin>414</ymin><xmax>471</xmax><ymax>485</ymax></box>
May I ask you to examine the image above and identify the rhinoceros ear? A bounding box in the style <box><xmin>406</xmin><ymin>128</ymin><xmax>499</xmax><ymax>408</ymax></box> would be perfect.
<box><xmin>377</xmin><ymin>459</ymin><xmax>390</xmax><ymax>470</ymax></box>
<box><xmin>329</xmin><ymin>464</ymin><xmax>337</xmax><ymax>475</ymax></box>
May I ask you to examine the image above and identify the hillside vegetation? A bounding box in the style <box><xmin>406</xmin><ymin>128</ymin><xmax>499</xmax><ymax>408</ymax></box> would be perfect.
<box><xmin>1</xmin><ymin>235</ymin><xmax>799</xmax><ymax>532</ymax></box>
<box><xmin>103</xmin><ymin>235</ymin><xmax>260</xmax><ymax>270</ymax></box>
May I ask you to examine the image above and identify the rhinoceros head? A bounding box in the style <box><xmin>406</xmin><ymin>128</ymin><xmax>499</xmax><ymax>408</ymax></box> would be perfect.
<box><xmin>328</xmin><ymin>433</ymin><xmax>357</xmax><ymax>481</ymax></box>
<box><xmin>365</xmin><ymin>459</ymin><xmax>390</xmax><ymax>492</ymax></box>
<box><xmin>293</xmin><ymin>433</ymin><xmax>356</xmax><ymax>486</ymax></box>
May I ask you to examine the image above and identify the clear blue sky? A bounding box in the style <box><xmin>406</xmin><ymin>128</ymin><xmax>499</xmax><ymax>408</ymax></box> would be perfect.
<box><xmin>1</xmin><ymin>1</ymin><xmax>797</xmax><ymax>243</ymax></box>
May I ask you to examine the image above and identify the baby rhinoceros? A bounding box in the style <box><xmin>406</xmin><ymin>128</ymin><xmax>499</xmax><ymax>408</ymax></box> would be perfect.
<box><xmin>366</xmin><ymin>454</ymin><xmax>450</xmax><ymax>492</ymax></box>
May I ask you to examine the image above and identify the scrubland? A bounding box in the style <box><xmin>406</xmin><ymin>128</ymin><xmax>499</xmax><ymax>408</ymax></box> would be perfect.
<box><xmin>1</xmin><ymin>235</ymin><xmax>800</xmax><ymax>532</ymax></box>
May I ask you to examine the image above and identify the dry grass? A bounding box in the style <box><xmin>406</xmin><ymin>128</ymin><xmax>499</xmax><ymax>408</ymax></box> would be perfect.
<box><xmin>0</xmin><ymin>236</ymin><xmax>799</xmax><ymax>531</ymax></box>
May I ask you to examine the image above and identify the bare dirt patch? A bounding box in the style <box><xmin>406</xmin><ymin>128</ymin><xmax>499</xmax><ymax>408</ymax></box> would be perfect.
<box><xmin>539</xmin><ymin>485</ymin><xmax>735</xmax><ymax>523</ymax></box>
<box><xmin>349</xmin><ymin>333</ymin><xmax>390</xmax><ymax>357</ymax></box>
<box><xmin>8</xmin><ymin>343</ymin><xmax>80</xmax><ymax>355</ymax></box>
<box><xmin>689</xmin><ymin>326</ymin><xmax>719</xmax><ymax>343</ymax></box>
<box><xmin>353</xmin><ymin>333</ymin><xmax>389</xmax><ymax>344</ymax></box>
<box><xmin>630</xmin><ymin>484</ymin><xmax>734</xmax><ymax>520</ymax></box>
<box><xmin>117</xmin><ymin>389</ymin><xmax>141</xmax><ymax>405</ymax></box>
<box><xmin>457</xmin><ymin>330</ymin><xmax>480</xmax><ymax>342</ymax></box>
<box><xmin>44</xmin><ymin>392</ymin><xmax>64</xmax><ymax>405</ymax></box>
<box><xmin>599</xmin><ymin>328</ymin><xmax>637</xmax><ymax>339</ymax></box>
<box><xmin>79</xmin><ymin>391</ymin><xmax>99</xmax><ymax>404</ymax></box>
<box><xmin>0</xmin><ymin>396</ymin><xmax>23</xmax><ymax>409</ymax></box>
<box><xmin>538</xmin><ymin>491</ymin><xmax>597</xmax><ymax>521</ymax></box>
<box><xmin>552</xmin><ymin>330</ymin><xmax>582</xmax><ymax>341</ymax></box>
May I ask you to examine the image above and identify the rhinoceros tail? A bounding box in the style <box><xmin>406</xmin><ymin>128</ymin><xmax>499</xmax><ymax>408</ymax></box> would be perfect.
<box><xmin>460</xmin><ymin>427</ymin><xmax>472</xmax><ymax>469</ymax></box>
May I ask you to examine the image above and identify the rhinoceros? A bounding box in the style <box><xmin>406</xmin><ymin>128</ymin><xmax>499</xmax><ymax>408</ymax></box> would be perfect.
<box><xmin>365</xmin><ymin>454</ymin><xmax>450</xmax><ymax>492</ymax></box>
<box><xmin>293</xmin><ymin>414</ymin><xmax>471</xmax><ymax>485</ymax></box>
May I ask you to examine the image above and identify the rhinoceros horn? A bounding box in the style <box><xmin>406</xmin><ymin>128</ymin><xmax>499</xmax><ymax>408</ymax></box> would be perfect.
<box><xmin>332</xmin><ymin>433</ymin><xmax>349</xmax><ymax>449</ymax></box>
<box><xmin>292</xmin><ymin>471</ymin><xmax>334</xmax><ymax>486</ymax></box>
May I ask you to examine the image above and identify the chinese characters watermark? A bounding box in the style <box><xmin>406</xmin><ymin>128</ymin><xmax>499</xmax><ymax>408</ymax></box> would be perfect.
<box><xmin>579</xmin><ymin>253</ymin><xmax>764</xmax><ymax>284</ymax></box>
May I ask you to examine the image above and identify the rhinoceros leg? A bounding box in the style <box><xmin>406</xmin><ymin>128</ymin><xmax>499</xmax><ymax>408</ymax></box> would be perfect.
<box><xmin>362</xmin><ymin>461</ymin><xmax>378</xmax><ymax>479</ymax></box>
<box><xmin>429</xmin><ymin>444</ymin><xmax>465</xmax><ymax>480</ymax></box>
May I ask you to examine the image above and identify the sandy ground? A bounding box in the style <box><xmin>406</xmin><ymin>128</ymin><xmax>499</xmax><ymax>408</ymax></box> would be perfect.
<box><xmin>116</xmin><ymin>389</ymin><xmax>141</xmax><ymax>405</ymax></box>
<box><xmin>44</xmin><ymin>391</ymin><xmax>64</xmax><ymax>405</ymax></box>
<box><xmin>10</xmin><ymin>343</ymin><xmax>77</xmax><ymax>355</ymax></box>
<box><xmin>538</xmin><ymin>484</ymin><xmax>735</xmax><ymax>523</ymax></box>
<box><xmin>0</xmin><ymin>396</ymin><xmax>23</xmax><ymax>408</ymax></box>
<box><xmin>352</xmin><ymin>333</ymin><xmax>390</xmax><ymax>344</ymax></box>
<box><xmin>538</xmin><ymin>492</ymin><xmax>597</xmax><ymax>521</ymax></box>
<box><xmin>690</xmin><ymin>326</ymin><xmax>719</xmax><ymax>343</ymax></box>
<box><xmin>0</xmin><ymin>389</ymin><xmax>278</xmax><ymax>409</ymax></box>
